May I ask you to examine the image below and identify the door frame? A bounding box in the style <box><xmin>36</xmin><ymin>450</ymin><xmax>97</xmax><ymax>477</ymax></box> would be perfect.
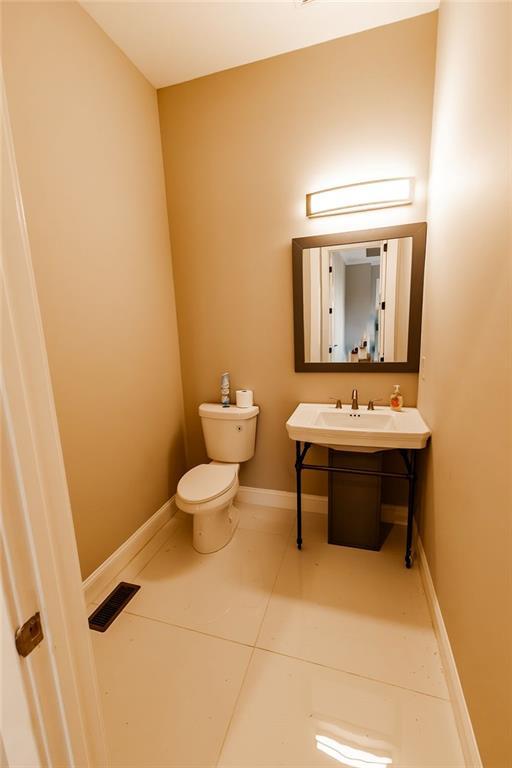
<box><xmin>1</xmin><ymin>73</ymin><xmax>109</xmax><ymax>767</ymax></box>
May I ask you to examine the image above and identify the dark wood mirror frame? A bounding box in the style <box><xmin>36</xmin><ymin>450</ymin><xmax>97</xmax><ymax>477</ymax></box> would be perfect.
<box><xmin>292</xmin><ymin>221</ymin><xmax>427</xmax><ymax>372</ymax></box>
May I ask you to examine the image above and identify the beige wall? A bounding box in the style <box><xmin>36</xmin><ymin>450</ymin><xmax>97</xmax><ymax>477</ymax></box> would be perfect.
<box><xmin>418</xmin><ymin>3</ymin><xmax>512</xmax><ymax>766</ymax></box>
<box><xmin>2</xmin><ymin>2</ymin><xmax>186</xmax><ymax>578</ymax></box>
<box><xmin>158</xmin><ymin>13</ymin><xmax>437</xmax><ymax>495</ymax></box>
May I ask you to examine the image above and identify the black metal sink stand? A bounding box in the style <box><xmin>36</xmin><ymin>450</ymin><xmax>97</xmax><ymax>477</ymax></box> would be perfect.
<box><xmin>294</xmin><ymin>441</ymin><xmax>417</xmax><ymax>568</ymax></box>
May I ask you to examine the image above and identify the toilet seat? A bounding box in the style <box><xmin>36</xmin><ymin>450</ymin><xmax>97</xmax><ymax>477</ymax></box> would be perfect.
<box><xmin>177</xmin><ymin>463</ymin><xmax>237</xmax><ymax>504</ymax></box>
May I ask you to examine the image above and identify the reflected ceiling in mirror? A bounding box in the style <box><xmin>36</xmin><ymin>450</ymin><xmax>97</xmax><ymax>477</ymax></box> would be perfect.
<box><xmin>292</xmin><ymin>223</ymin><xmax>426</xmax><ymax>372</ymax></box>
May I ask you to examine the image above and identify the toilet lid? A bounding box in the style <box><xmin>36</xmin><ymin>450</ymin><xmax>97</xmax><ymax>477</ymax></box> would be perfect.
<box><xmin>177</xmin><ymin>464</ymin><xmax>237</xmax><ymax>503</ymax></box>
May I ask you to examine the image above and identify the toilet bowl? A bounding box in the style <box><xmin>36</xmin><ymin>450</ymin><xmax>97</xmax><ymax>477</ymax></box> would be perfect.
<box><xmin>176</xmin><ymin>462</ymin><xmax>240</xmax><ymax>553</ymax></box>
<box><xmin>175</xmin><ymin>403</ymin><xmax>259</xmax><ymax>553</ymax></box>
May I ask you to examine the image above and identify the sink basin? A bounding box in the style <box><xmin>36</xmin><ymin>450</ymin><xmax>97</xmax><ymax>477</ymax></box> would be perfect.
<box><xmin>286</xmin><ymin>403</ymin><xmax>431</xmax><ymax>451</ymax></box>
<box><xmin>316</xmin><ymin>410</ymin><xmax>394</xmax><ymax>431</ymax></box>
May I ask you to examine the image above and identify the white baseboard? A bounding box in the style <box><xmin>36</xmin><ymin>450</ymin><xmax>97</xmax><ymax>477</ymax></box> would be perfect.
<box><xmin>381</xmin><ymin>503</ymin><xmax>407</xmax><ymax>526</ymax></box>
<box><xmin>239</xmin><ymin>484</ymin><xmax>477</xmax><ymax>762</ymax></box>
<box><xmin>237</xmin><ymin>485</ymin><xmax>407</xmax><ymax>525</ymax></box>
<box><xmin>83</xmin><ymin>484</ymin><xmax>479</xmax><ymax>765</ymax></box>
<box><xmin>237</xmin><ymin>485</ymin><xmax>327</xmax><ymax>514</ymax></box>
<box><xmin>417</xmin><ymin>535</ymin><xmax>482</xmax><ymax>767</ymax></box>
<box><xmin>83</xmin><ymin>497</ymin><xmax>176</xmax><ymax>605</ymax></box>
<box><xmin>82</xmin><ymin>487</ymin><xmax>403</xmax><ymax>604</ymax></box>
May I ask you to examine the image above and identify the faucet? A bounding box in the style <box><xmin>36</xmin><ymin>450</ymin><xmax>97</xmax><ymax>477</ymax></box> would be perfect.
<box><xmin>329</xmin><ymin>397</ymin><xmax>343</xmax><ymax>409</ymax></box>
<box><xmin>351</xmin><ymin>389</ymin><xmax>359</xmax><ymax>410</ymax></box>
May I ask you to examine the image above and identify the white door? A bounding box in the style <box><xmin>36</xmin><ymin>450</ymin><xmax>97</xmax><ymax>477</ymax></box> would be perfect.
<box><xmin>382</xmin><ymin>239</ymin><xmax>398</xmax><ymax>362</ymax></box>
<box><xmin>1</xmin><ymin>77</ymin><xmax>108</xmax><ymax>768</ymax></box>
<box><xmin>377</xmin><ymin>242</ymin><xmax>387</xmax><ymax>361</ymax></box>
<box><xmin>329</xmin><ymin>250</ymin><xmax>346</xmax><ymax>362</ymax></box>
<box><xmin>320</xmin><ymin>248</ymin><xmax>331</xmax><ymax>361</ymax></box>
<box><xmin>377</xmin><ymin>239</ymin><xmax>399</xmax><ymax>363</ymax></box>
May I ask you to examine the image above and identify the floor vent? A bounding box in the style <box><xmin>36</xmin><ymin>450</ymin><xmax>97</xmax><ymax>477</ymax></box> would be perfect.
<box><xmin>88</xmin><ymin>582</ymin><xmax>140</xmax><ymax>632</ymax></box>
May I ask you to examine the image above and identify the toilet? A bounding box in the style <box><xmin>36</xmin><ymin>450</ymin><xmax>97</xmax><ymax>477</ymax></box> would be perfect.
<box><xmin>176</xmin><ymin>403</ymin><xmax>259</xmax><ymax>553</ymax></box>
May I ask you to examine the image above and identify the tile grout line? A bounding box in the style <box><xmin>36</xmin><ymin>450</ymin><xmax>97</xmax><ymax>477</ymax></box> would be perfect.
<box><xmin>94</xmin><ymin>512</ymin><xmax>296</xmax><ymax>766</ymax></box>
<box><xmin>119</xmin><ymin>604</ymin><xmax>450</xmax><ymax>704</ymax></box>
<box><xmin>213</xmin><ymin>646</ymin><xmax>256</xmax><ymax>768</ymax></box>
<box><xmin>97</xmin><ymin>509</ymin><xmax>451</xmax><ymax>708</ymax></box>
<box><xmin>252</xmin><ymin>516</ymin><xmax>295</xmax><ymax>650</ymax></box>
<box><xmin>94</xmin><ymin>510</ymin><xmax>294</xmax><ymax>627</ymax></box>
<box><xmin>253</xmin><ymin>645</ymin><xmax>452</xmax><ymax>703</ymax></box>
<box><xmin>113</xmin><ymin>513</ymin><xmax>451</xmax><ymax>704</ymax></box>
<box><xmin>118</xmin><ymin>608</ymin><xmax>256</xmax><ymax>651</ymax></box>
<box><xmin>116</xmin><ymin>517</ymin><xmax>295</xmax><ymax>651</ymax></box>
<box><xmin>119</xmin><ymin>608</ymin><xmax>451</xmax><ymax>704</ymax></box>
<box><xmin>252</xmin><ymin>515</ymin><xmax>452</xmax><ymax>703</ymax></box>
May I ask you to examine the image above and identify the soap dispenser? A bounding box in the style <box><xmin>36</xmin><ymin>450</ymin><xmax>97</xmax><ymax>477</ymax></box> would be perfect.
<box><xmin>390</xmin><ymin>384</ymin><xmax>403</xmax><ymax>411</ymax></box>
<box><xmin>220</xmin><ymin>372</ymin><xmax>230</xmax><ymax>407</ymax></box>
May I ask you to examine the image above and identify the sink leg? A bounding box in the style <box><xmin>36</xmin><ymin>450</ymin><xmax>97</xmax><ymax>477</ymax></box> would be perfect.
<box><xmin>295</xmin><ymin>441</ymin><xmax>302</xmax><ymax>550</ymax></box>
<box><xmin>405</xmin><ymin>450</ymin><xmax>416</xmax><ymax>568</ymax></box>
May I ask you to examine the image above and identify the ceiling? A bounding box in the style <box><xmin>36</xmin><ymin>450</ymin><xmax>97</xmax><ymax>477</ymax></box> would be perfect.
<box><xmin>80</xmin><ymin>1</ymin><xmax>439</xmax><ymax>89</ymax></box>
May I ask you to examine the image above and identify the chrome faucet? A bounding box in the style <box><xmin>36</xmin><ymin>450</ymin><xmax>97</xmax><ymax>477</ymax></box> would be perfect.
<box><xmin>351</xmin><ymin>389</ymin><xmax>359</xmax><ymax>410</ymax></box>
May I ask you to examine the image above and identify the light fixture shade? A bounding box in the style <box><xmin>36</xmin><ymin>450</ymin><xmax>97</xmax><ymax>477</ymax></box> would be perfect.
<box><xmin>306</xmin><ymin>177</ymin><xmax>414</xmax><ymax>217</ymax></box>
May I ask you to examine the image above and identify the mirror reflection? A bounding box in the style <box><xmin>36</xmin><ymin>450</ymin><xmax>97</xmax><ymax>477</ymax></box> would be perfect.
<box><xmin>302</xmin><ymin>236</ymin><xmax>412</xmax><ymax>363</ymax></box>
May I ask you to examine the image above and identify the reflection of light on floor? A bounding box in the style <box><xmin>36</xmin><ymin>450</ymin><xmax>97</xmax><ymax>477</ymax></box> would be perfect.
<box><xmin>316</xmin><ymin>735</ymin><xmax>392</xmax><ymax>768</ymax></box>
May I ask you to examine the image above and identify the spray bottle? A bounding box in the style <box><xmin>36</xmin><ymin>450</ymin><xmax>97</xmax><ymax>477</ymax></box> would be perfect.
<box><xmin>220</xmin><ymin>372</ymin><xmax>230</xmax><ymax>407</ymax></box>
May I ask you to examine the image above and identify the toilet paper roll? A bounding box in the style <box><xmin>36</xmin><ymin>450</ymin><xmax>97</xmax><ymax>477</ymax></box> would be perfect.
<box><xmin>236</xmin><ymin>389</ymin><xmax>254</xmax><ymax>408</ymax></box>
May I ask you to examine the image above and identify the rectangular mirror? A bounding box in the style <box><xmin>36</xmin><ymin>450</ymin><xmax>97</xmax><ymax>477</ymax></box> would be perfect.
<box><xmin>292</xmin><ymin>222</ymin><xmax>426</xmax><ymax>372</ymax></box>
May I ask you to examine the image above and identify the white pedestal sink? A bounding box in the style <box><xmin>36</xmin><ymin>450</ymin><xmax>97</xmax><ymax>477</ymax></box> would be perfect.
<box><xmin>286</xmin><ymin>403</ymin><xmax>431</xmax><ymax>568</ymax></box>
<box><xmin>286</xmin><ymin>403</ymin><xmax>431</xmax><ymax>452</ymax></box>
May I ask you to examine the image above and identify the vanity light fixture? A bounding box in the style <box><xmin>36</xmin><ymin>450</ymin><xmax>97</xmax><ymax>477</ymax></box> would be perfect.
<box><xmin>306</xmin><ymin>177</ymin><xmax>414</xmax><ymax>218</ymax></box>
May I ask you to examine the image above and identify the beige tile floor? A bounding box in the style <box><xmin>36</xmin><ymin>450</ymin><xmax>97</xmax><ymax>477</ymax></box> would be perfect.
<box><xmin>90</xmin><ymin>502</ymin><xmax>465</xmax><ymax>767</ymax></box>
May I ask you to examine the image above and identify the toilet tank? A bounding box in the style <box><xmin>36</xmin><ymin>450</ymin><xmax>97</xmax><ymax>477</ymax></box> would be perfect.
<box><xmin>199</xmin><ymin>403</ymin><xmax>259</xmax><ymax>463</ymax></box>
